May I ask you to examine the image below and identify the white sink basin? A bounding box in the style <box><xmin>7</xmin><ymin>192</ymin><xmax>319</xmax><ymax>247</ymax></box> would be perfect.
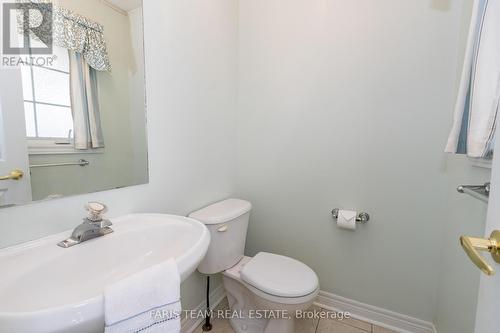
<box><xmin>0</xmin><ymin>214</ymin><xmax>210</xmax><ymax>333</ymax></box>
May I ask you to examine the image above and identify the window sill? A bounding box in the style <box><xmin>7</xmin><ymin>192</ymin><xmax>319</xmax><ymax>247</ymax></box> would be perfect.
<box><xmin>28</xmin><ymin>140</ymin><xmax>104</xmax><ymax>155</ymax></box>
<box><xmin>469</xmin><ymin>157</ymin><xmax>492</xmax><ymax>169</ymax></box>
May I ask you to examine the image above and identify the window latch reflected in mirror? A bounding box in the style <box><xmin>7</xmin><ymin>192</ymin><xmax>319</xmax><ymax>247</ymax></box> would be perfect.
<box><xmin>55</xmin><ymin>129</ymin><xmax>73</xmax><ymax>145</ymax></box>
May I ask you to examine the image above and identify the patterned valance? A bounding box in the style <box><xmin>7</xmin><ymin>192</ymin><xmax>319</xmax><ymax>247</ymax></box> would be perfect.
<box><xmin>17</xmin><ymin>1</ymin><xmax>111</xmax><ymax>71</ymax></box>
<box><xmin>52</xmin><ymin>7</ymin><xmax>111</xmax><ymax>71</ymax></box>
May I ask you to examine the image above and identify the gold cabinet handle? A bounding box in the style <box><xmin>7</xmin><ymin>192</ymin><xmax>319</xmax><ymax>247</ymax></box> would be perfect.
<box><xmin>0</xmin><ymin>169</ymin><xmax>24</xmax><ymax>181</ymax></box>
<box><xmin>460</xmin><ymin>230</ymin><xmax>500</xmax><ymax>276</ymax></box>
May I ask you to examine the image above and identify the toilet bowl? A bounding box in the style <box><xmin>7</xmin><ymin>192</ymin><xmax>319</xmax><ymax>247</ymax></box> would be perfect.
<box><xmin>223</xmin><ymin>254</ymin><xmax>319</xmax><ymax>333</ymax></box>
<box><xmin>189</xmin><ymin>199</ymin><xmax>319</xmax><ymax>333</ymax></box>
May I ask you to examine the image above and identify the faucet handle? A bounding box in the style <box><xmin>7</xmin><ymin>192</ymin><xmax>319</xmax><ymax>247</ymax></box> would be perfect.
<box><xmin>85</xmin><ymin>202</ymin><xmax>107</xmax><ymax>222</ymax></box>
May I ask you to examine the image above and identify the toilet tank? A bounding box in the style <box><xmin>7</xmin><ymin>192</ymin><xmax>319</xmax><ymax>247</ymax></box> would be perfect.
<box><xmin>189</xmin><ymin>199</ymin><xmax>252</xmax><ymax>274</ymax></box>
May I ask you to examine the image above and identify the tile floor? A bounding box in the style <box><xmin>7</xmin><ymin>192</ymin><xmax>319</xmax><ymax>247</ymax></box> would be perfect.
<box><xmin>195</xmin><ymin>298</ymin><xmax>399</xmax><ymax>333</ymax></box>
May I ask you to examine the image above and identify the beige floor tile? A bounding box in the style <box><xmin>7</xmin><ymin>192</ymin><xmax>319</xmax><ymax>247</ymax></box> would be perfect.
<box><xmin>318</xmin><ymin>309</ymin><xmax>371</xmax><ymax>332</ymax></box>
<box><xmin>211</xmin><ymin>319</ymin><xmax>235</xmax><ymax>333</ymax></box>
<box><xmin>341</xmin><ymin>318</ymin><xmax>371</xmax><ymax>332</ymax></box>
<box><xmin>317</xmin><ymin>317</ymin><xmax>370</xmax><ymax>333</ymax></box>
<box><xmin>196</xmin><ymin>318</ymin><xmax>235</xmax><ymax>333</ymax></box>
<box><xmin>215</xmin><ymin>297</ymin><xmax>229</xmax><ymax>311</ymax></box>
<box><xmin>195</xmin><ymin>298</ymin><xmax>232</xmax><ymax>332</ymax></box>
<box><xmin>201</xmin><ymin>299</ymin><xmax>376</xmax><ymax>333</ymax></box>
<box><xmin>295</xmin><ymin>304</ymin><xmax>321</xmax><ymax>333</ymax></box>
<box><xmin>196</xmin><ymin>302</ymin><xmax>322</xmax><ymax>333</ymax></box>
<box><xmin>373</xmin><ymin>325</ymin><xmax>399</xmax><ymax>333</ymax></box>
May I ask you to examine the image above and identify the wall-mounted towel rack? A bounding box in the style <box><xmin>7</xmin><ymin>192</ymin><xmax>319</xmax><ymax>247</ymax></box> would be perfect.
<box><xmin>30</xmin><ymin>159</ymin><xmax>90</xmax><ymax>169</ymax></box>
<box><xmin>457</xmin><ymin>182</ymin><xmax>490</xmax><ymax>203</ymax></box>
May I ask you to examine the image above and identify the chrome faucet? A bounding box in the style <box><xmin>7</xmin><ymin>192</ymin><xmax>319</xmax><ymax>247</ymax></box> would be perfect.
<box><xmin>57</xmin><ymin>202</ymin><xmax>113</xmax><ymax>248</ymax></box>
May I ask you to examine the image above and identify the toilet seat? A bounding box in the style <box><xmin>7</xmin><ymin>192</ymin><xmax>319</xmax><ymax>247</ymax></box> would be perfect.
<box><xmin>222</xmin><ymin>252</ymin><xmax>319</xmax><ymax>304</ymax></box>
<box><xmin>241</xmin><ymin>252</ymin><xmax>319</xmax><ymax>298</ymax></box>
<box><xmin>240</xmin><ymin>252</ymin><xmax>318</xmax><ymax>299</ymax></box>
<box><xmin>241</xmin><ymin>277</ymin><xmax>319</xmax><ymax>306</ymax></box>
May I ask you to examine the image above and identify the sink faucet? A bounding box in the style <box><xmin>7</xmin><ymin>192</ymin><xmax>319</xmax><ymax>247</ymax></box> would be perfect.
<box><xmin>57</xmin><ymin>202</ymin><xmax>113</xmax><ymax>248</ymax></box>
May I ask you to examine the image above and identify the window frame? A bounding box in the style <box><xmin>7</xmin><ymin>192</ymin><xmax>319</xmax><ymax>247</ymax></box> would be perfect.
<box><xmin>21</xmin><ymin>44</ymin><xmax>102</xmax><ymax>155</ymax></box>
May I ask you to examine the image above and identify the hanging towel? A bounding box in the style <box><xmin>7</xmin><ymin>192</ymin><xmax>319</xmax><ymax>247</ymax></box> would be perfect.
<box><xmin>445</xmin><ymin>0</ymin><xmax>500</xmax><ymax>158</ymax></box>
<box><xmin>104</xmin><ymin>259</ymin><xmax>181</xmax><ymax>333</ymax></box>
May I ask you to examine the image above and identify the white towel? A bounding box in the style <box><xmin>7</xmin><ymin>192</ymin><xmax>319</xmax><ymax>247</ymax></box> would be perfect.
<box><xmin>445</xmin><ymin>0</ymin><xmax>500</xmax><ymax>158</ymax></box>
<box><xmin>104</xmin><ymin>259</ymin><xmax>181</xmax><ymax>333</ymax></box>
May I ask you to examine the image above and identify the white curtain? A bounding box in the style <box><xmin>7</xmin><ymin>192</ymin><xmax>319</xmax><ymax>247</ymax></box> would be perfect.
<box><xmin>445</xmin><ymin>0</ymin><xmax>500</xmax><ymax>158</ymax></box>
<box><xmin>69</xmin><ymin>51</ymin><xmax>105</xmax><ymax>150</ymax></box>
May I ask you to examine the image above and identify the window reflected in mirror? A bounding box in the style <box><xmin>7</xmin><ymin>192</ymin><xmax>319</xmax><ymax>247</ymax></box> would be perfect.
<box><xmin>0</xmin><ymin>0</ymin><xmax>148</xmax><ymax>207</ymax></box>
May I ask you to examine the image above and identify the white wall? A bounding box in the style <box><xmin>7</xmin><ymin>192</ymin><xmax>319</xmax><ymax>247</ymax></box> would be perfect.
<box><xmin>236</xmin><ymin>0</ymin><xmax>469</xmax><ymax>322</ymax></box>
<box><xmin>0</xmin><ymin>0</ymin><xmax>238</xmax><ymax>311</ymax></box>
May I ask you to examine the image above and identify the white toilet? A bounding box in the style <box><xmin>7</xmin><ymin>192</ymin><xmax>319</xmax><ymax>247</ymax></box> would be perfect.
<box><xmin>189</xmin><ymin>199</ymin><xmax>319</xmax><ymax>333</ymax></box>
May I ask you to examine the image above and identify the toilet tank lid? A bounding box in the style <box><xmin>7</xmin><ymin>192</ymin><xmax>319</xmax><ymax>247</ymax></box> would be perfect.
<box><xmin>188</xmin><ymin>199</ymin><xmax>252</xmax><ymax>225</ymax></box>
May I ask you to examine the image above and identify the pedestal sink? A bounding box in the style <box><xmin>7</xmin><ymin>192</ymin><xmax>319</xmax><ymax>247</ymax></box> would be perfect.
<box><xmin>0</xmin><ymin>214</ymin><xmax>210</xmax><ymax>333</ymax></box>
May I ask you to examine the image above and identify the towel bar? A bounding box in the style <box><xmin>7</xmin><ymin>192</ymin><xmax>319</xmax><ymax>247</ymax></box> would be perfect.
<box><xmin>457</xmin><ymin>183</ymin><xmax>490</xmax><ymax>203</ymax></box>
<box><xmin>30</xmin><ymin>159</ymin><xmax>90</xmax><ymax>168</ymax></box>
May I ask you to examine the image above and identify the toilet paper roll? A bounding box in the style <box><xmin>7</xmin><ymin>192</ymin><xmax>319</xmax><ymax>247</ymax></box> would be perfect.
<box><xmin>337</xmin><ymin>209</ymin><xmax>357</xmax><ymax>230</ymax></box>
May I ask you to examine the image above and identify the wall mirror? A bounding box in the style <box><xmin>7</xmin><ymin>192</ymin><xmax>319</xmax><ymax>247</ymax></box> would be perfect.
<box><xmin>0</xmin><ymin>0</ymin><xmax>148</xmax><ymax>207</ymax></box>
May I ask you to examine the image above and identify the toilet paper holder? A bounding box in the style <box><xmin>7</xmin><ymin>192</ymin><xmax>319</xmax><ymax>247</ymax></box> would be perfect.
<box><xmin>331</xmin><ymin>208</ymin><xmax>370</xmax><ymax>223</ymax></box>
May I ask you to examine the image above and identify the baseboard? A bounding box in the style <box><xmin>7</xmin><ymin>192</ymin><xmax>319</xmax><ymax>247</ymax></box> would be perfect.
<box><xmin>315</xmin><ymin>290</ymin><xmax>437</xmax><ymax>333</ymax></box>
<box><xmin>181</xmin><ymin>283</ymin><xmax>226</xmax><ymax>333</ymax></box>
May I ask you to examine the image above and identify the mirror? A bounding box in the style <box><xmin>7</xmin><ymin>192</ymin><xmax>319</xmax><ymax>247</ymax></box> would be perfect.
<box><xmin>0</xmin><ymin>0</ymin><xmax>148</xmax><ymax>207</ymax></box>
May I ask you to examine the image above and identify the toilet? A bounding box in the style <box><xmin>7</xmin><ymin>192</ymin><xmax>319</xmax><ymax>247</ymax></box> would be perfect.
<box><xmin>189</xmin><ymin>199</ymin><xmax>319</xmax><ymax>333</ymax></box>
